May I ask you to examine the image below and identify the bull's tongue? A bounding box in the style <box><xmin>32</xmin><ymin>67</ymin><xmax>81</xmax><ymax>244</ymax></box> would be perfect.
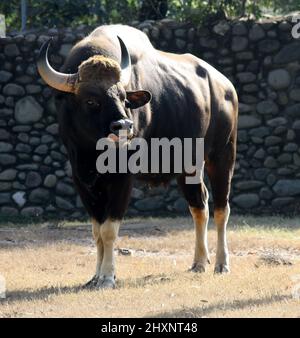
<box><xmin>107</xmin><ymin>133</ymin><xmax>119</xmax><ymax>142</ymax></box>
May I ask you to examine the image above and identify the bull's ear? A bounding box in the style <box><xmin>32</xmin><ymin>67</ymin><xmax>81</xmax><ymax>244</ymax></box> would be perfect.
<box><xmin>126</xmin><ymin>90</ymin><xmax>152</xmax><ymax>109</ymax></box>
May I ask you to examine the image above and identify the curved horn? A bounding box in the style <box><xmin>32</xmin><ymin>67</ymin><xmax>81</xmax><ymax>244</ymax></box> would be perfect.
<box><xmin>37</xmin><ymin>38</ymin><xmax>77</xmax><ymax>93</ymax></box>
<box><xmin>117</xmin><ymin>36</ymin><xmax>131</xmax><ymax>86</ymax></box>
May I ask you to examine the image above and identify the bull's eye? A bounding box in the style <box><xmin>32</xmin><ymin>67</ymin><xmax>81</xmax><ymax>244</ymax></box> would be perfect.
<box><xmin>86</xmin><ymin>100</ymin><xmax>100</xmax><ymax>107</ymax></box>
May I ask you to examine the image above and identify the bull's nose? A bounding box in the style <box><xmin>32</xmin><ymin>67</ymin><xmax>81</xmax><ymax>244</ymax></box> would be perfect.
<box><xmin>110</xmin><ymin>119</ymin><xmax>133</xmax><ymax>134</ymax></box>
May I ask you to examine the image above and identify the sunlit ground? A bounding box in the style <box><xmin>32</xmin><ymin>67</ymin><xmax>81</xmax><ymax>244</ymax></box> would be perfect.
<box><xmin>0</xmin><ymin>215</ymin><xmax>300</xmax><ymax>318</ymax></box>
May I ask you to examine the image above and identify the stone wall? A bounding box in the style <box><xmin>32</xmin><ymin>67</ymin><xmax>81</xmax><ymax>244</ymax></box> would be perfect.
<box><xmin>0</xmin><ymin>16</ymin><xmax>300</xmax><ymax>219</ymax></box>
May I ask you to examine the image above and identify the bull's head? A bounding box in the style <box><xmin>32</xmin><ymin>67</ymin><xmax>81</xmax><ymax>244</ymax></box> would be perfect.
<box><xmin>37</xmin><ymin>36</ymin><xmax>151</xmax><ymax>145</ymax></box>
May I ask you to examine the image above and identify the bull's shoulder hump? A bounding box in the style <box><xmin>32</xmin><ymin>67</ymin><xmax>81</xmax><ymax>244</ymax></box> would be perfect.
<box><xmin>90</xmin><ymin>25</ymin><xmax>154</xmax><ymax>50</ymax></box>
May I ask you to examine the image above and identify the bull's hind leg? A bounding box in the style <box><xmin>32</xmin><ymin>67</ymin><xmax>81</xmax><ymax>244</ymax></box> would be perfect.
<box><xmin>214</xmin><ymin>205</ymin><xmax>230</xmax><ymax>273</ymax></box>
<box><xmin>206</xmin><ymin>140</ymin><xmax>235</xmax><ymax>274</ymax></box>
<box><xmin>177</xmin><ymin>175</ymin><xmax>210</xmax><ymax>273</ymax></box>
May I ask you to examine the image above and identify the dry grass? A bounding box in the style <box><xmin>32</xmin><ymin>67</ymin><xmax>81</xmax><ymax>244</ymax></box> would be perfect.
<box><xmin>0</xmin><ymin>215</ymin><xmax>300</xmax><ymax>318</ymax></box>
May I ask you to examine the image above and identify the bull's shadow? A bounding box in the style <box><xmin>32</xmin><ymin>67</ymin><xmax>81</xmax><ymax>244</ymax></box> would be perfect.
<box><xmin>1</xmin><ymin>272</ymin><xmax>175</xmax><ymax>304</ymax></box>
<box><xmin>148</xmin><ymin>294</ymin><xmax>292</xmax><ymax>318</ymax></box>
<box><xmin>2</xmin><ymin>285</ymin><xmax>291</xmax><ymax>318</ymax></box>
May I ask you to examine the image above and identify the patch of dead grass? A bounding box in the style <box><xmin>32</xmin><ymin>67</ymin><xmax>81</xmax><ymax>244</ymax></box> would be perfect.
<box><xmin>0</xmin><ymin>215</ymin><xmax>300</xmax><ymax>318</ymax></box>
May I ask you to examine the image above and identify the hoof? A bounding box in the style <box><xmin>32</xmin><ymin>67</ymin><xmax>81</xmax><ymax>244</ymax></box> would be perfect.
<box><xmin>96</xmin><ymin>276</ymin><xmax>116</xmax><ymax>289</ymax></box>
<box><xmin>189</xmin><ymin>262</ymin><xmax>208</xmax><ymax>273</ymax></box>
<box><xmin>214</xmin><ymin>264</ymin><xmax>230</xmax><ymax>274</ymax></box>
<box><xmin>82</xmin><ymin>275</ymin><xmax>99</xmax><ymax>289</ymax></box>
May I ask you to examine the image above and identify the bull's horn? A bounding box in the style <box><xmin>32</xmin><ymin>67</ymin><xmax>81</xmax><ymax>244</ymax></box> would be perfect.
<box><xmin>117</xmin><ymin>36</ymin><xmax>131</xmax><ymax>86</ymax></box>
<box><xmin>37</xmin><ymin>38</ymin><xmax>77</xmax><ymax>93</ymax></box>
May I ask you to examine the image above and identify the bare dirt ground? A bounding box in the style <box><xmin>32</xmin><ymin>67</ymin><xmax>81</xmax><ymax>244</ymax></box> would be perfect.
<box><xmin>0</xmin><ymin>215</ymin><xmax>300</xmax><ymax>318</ymax></box>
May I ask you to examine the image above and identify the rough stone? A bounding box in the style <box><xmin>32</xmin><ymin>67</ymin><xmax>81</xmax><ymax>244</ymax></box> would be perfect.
<box><xmin>264</xmin><ymin>156</ymin><xmax>278</xmax><ymax>168</ymax></box>
<box><xmin>253</xmin><ymin>148</ymin><xmax>266</xmax><ymax>160</ymax></box>
<box><xmin>294</xmin><ymin>153</ymin><xmax>300</xmax><ymax>166</ymax></box>
<box><xmin>258</xmin><ymin>39</ymin><xmax>280</xmax><ymax>53</ymax></box>
<box><xmin>26</xmin><ymin>84</ymin><xmax>42</xmax><ymax>94</ymax></box>
<box><xmin>59</xmin><ymin>44</ymin><xmax>72</xmax><ymax>58</ymax></box>
<box><xmin>232</xmin><ymin>22</ymin><xmax>247</xmax><ymax>35</ymax></box>
<box><xmin>236</xmin><ymin>72</ymin><xmax>256</xmax><ymax>83</ymax></box>
<box><xmin>134</xmin><ymin>196</ymin><xmax>164</xmax><ymax>211</ymax></box>
<box><xmin>29</xmin><ymin>188</ymin><xmax>50</xmax><ymax>204</ymax></box>
<box><xmin>265</xmin><ymin>136</ymin><xmax>282</xmax><ymax>146</ymax></box>
<box><xmin>0</xmin><ymin>71</ymin><xmax>13</xmax><ymax>83</ymax></box>
<box><xmin>3</xmin><ymin>83</ymin><xmax>25</xmax><ymax>96</ymax></box>
<box><xmin>238</xmin><ymin>130</ymin><xmax>248</xmax><ymax>143</ymax></box>
<box><xmin>0</xmin><ymin>129</ymin><xmax>10</xmax><ymax>140</ymax></box>
<box><xmin>272</xmin><ymin>197</ymin><xmax>295</xmax><ymax>208</ymax></box>
<box><xmin>231</xmin><ymin>36</ymin><xmax>248</xmax><ymax>52</ymax></box>
<box><xmin>273</xmin><ymin>126</ymin><xmax>286</xmax><ymax>135</ymax></box>
<box><xmin>0</xmin><ymin>193</ymin><xmax>11</xmax><ymax>205</ymax></box>
<box><xmin>249</xmin><ymin>127</ymin><xmax>269</xmax><ymax>138</ymax></box>
<box><xmin>259</xmin><ymin>187</ymin><xmax>273</xmax><ymax>200</ymax></box>
<box><xmin>16</xmin><ymin>143</ymin><xmax>31</xmax><ymax>153</ymax></box>
<box><xmin>15</xmin><ymin>96</ymin><xmax>43</xmax><ymax>124</ymax></box>
<box><xmin>284</xmin><ymin>143</ymin><xmax>298</xmax><ymax>152</ymax></box>
<box><xmin>290</xmin><ymin>89</ymin><xmax>300</xmax><ymax>102</ymax></box>
<box><xmin>235</xmin><ymin>180</ymin><xmax>264</xmax><ymax>190</ymax></box>
<box><xmin>213</xmin><ymin>21</ymin><xmax>230</xmax><ymax>36</ymax></box>
<box><xmin>25</xmin><ymin>171</ymin><xmax>42</xmax><ymax>188</ymax></box>
<box><xmin>293</xmin><ymin>120</ymin><xmax>300</xmax><ymax>129</ymax></box>
<box><xmin>285</xmin><ymin>104</ymin><xmax>300</xmax><ymax>118</ymax></box>
<box><xmin>277</xmin><ymin>153</ymin><xmax>291</xmax><ymax>164</ymax></box>
<box><xmin>257</xmin><ymin>100</ymin><xmax>278</xmax><ymax>115</ymax></box>
<box><xmin>41</xmin><ymin>135</ymin><xmax>54</xmax><ymax>144</ymax></box>
<box><xmin>233</xmin><ymin>193</ymin><xmax>259</xmax><ymax>208</ymax></box>
<box><xmin>12</xmin><ymin>191</ymin><xmax>26</xmax><ymax>207</ymax></box>
<box><xmin>268</xmin><ymin>69</ymin><xmax>291</xmax><ymax>90</ymax></box>
<box><xmin>44</xmin><ymin>174</ymin><xmax>57</xmax><ymax>188</ymax></box>
<box><xmin>0</xmin><ymin>182</ymin><xmax>12</xmax><ymax>191</ymax></box>
<box><xmin>35</xmin><ymin>144</ymin><xmax>48</xmax><ymax>155</ymax></box>
<box><xmin>238</xmin><ymin>116</ymin><xmax>261</xmax><ymax>129</ymax></box>
<box><xmin>274</xmin><ymin>42</ymin><xmax>300</xmax><ymax>64</ymax></box>
<box><xmin>56</xmin><ymin>182</ymin><xmax>75</xmax><ymax>196</ymax></box>
<box><xmin>267</xmin><ymin>117</ymin><xmax>287</xmax><ymax>127</ymax></box>
<box><xmin>273</xmin><ymin>180</ymin><xmax>300</xmax><ymax>196</ymax></box>
<box><xmin>238</xmin><ymin>103</ymin><xmax>253</xmax><ymax>114</ymax></box>
<box><xmin>56</xmin><ymin>196</ymin><xmax>74</xmax><ymax>210</ymax></box>
<box><xmin>254</xmin><ymin>168</ymin><xmax>270</xmax><ymax>180</ymax></box>
<box><xmin>4</xmin><ymin>44</ymin><xmax>19</xmax><ymax>57</ymax></box>
<box><xmin>0</xmin><ymin>169</ymin><xmax>17</xmax><ymax>181</ymax></box>
<box><xmin>131</xmin><ymin>188</ymin><xmax>144</xmax><ymax>199</ymax></box>
<box><xmin>243</xmin><ymin>84</ymin><xmax>258</xmax><ymax>93</ymax></box>
<box><xmin>249</xmin><ymin>24</ymin><xmax>265</xmax><ymax>41</ymax></box>
<box><xmin>21</xmin><ymin>207</ymin><xmax>43</xmax><ymax>217</ymax></box>
<box><xmin>1</xmin><ymin>207</ymin><xmax>19</xmax><ymax>216</ymax></box>
<box><xmin>50</xmin><ymin>150</ymin><xmax>64</xmax><ymax>161</ymax></box>
<box><xmin>0</xmin><ymin>154</ymin><xmax>16</xmax><ymax>165</ymax></box>
<box><xmin>17</xmin><ymin>133</ymin><xmax>29</xmax><ymax>143</ymax></box>
<box><xmin>173</xmin><ymin>197</ymin><xmax>188</xmax><ymax>213</ymax></box>
<box><xmin>175</xmin><ymin>39</ymin><xmax>186</xmax><ymax>49</ymax></box>
<box><xmin>46</xmin><ymin>123</ymin><xmax>59</xmax><ymax>135</ymax></box>
<box><xmin>0</xmin><ymin>108</ymin><xmax>13</xmax><ymax>117</ymax></box>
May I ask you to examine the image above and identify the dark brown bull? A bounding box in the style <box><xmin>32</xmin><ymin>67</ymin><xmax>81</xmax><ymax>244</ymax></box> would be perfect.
<box><xmin>37</xmin><ymin>25</ymin><xmax>238</xmax><ymax>289</ymax></box>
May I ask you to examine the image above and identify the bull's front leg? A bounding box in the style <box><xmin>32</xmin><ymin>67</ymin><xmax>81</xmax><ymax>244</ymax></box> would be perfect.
<box><xmin>72</xmin><ymin>168</ymin><xmax>132</xmax><ymax>289</ymax></box>
<box><xmin>98</xmin><ymin>218</ymin><xmax>120</xmax><ymax>288</ymax></box>
<box><xmin>86</xmin><ymin>218</ymin><xmax>120</xmax><ymax>289</ymax></box>
<box><xmin>85</xmin><ymin>219</ymin><xmax>104</xmax><ymax>288</ymax></box>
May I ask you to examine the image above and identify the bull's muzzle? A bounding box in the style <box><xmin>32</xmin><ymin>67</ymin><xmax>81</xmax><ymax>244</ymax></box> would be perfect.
<box><xmin>110</xmin><ymin>119</ymin><xmax>133</xmax><ymax>138</ymax></box>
